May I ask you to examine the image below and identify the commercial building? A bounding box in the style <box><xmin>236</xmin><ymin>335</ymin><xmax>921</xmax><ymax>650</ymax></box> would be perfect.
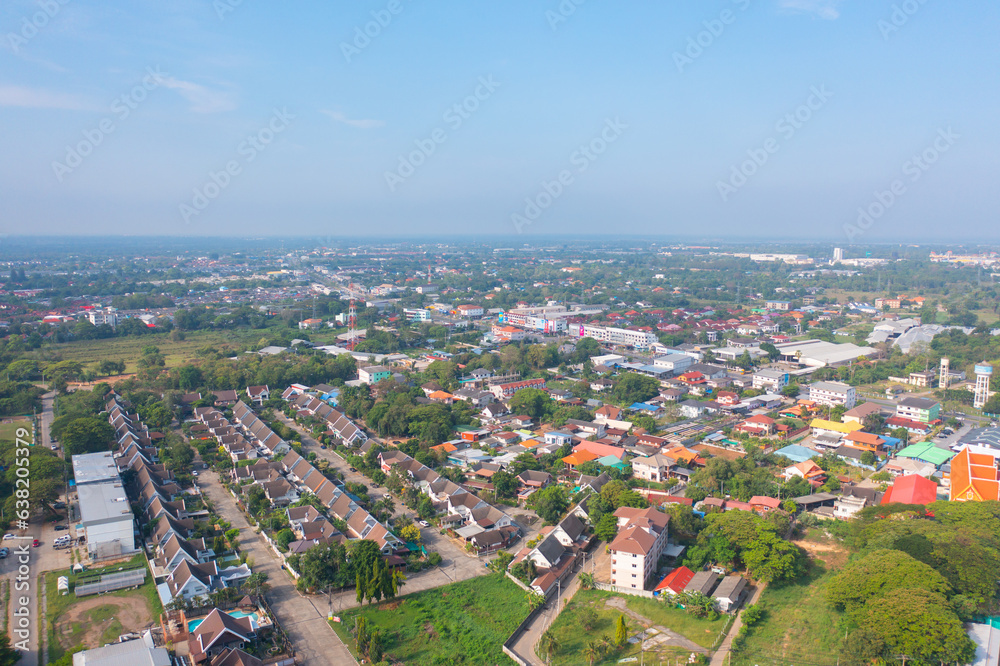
<box><xmin>808</xmin><ymin>381</ymin><xmax>857</xmax><ymax>410</ymax></box>
<box><xmin>895</xmin><ymin>397</ymin><xmax>941</xmax><ymax>424</ymax></box>
<box><xmin>78</xmin><ymin>478</ymin><xmax>137</xmax><ymax>560</ymax></box>
<box><xmin>573</xmin><ymin>324</ymin><xmax>658</xmax><ymax>349</ymax></box>
<box><xmin>497</xmin><ymin>311</ymin><xmax>568</xmax><ymax>334</ymax></box>
<box><xmin>358</xmin><ymin>366</ymin><xmax>391</xmax><ymax>385</ymax></box>
<box><xmin>752</xmin><ymin>368</ymin><xmax>789</xmax><ymax>392</ymax></box>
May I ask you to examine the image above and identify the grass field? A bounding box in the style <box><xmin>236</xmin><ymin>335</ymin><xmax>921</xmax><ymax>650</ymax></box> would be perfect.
<box><xmin>546</xmin><ymin>589</ymin><xmax>727</xmax><ymax>665</ymax></box>
<box><xmin>44</xmin><ymin>554</ymin><xmax>161</xmax><ymax>663</ymax></box>
<box><xmin>47</xmin><ymin>330</ymin><xmax>264</xmax><ymax>373</ymax></box>
<box><xmin>329</xmin><ymin>573</ymin><xmax>530</xmax><ymax>665</ymax></box>
<box><xmin>731</xmin><ymin>532</ymin><xmax>848</xmax><ymax>666</ymax></box>
<box><xmin>0</xmin><ymin>416</ymin><xmax>31</xmax><ymax>443</ymax></box>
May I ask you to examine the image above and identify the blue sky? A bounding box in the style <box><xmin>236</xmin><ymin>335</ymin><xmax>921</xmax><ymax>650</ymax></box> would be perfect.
<box><xmin>1</xmin><ymin>0</ymin><xmax>998</xmax><ymax>242</ymax></box>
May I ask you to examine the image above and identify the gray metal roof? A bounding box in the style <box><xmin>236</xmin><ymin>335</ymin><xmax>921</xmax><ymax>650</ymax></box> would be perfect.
<box><xmin>72</xmin><ymin>452</ymin><xmax>120</xmax><ymax>486</ymax></box>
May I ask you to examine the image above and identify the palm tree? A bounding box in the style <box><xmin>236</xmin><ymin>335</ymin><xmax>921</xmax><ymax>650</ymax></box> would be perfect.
<box><xmin>579</xmin><ymin>572</ymin><xmax>595</xmax><ymax>590</ymax></box>
<box><xmin>538</xmin><ymin>630</ymin><xmax>560</xmax><ymax>664</ymax></box>
<box><xmin>584</xmin><ymin>640</ymin><xmax>601</xmax><ymax>666</ymax></box>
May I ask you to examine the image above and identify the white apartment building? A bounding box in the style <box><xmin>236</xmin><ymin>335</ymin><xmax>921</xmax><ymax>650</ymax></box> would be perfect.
<box><xmin>752</xmin><ymin>368</ymin><xmax>789</xmax><ymax>392</ymax></box>
<box><xmin>574</xmin><ymin>324</ymin><xmax>658</xmax><ymax>349</ymax></box>
<box><xmin>808</xmin><ymin>381</ymin><xmax>857</xmax><ymax>410</ymax></box>
<box><xmin>609</xmin><ymin>506</ymin><xmax>670</xmax><ymax>589</ymax></box>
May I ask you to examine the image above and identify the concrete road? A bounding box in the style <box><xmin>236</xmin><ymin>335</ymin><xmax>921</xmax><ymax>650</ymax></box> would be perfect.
<box><xmin>275</xmin><ymin>414</ymin><xmax>480</xmax><ymax>567</ymax></box>
<box><xmin>198</xmin><ymin>471</ymin><xmax>358</xmax><ymax>666</ymax></box>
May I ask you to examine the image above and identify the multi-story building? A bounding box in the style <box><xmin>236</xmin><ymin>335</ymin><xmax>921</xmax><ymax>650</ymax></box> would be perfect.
<box><xmin>609</xmin><ymin>506</ymin><xmax>670</xmax><ymax>589</ymax></box>
<box><xmin>403</xmin><ymin>308</ymin><xmax>431</xmax><ymax>322</ymax></box>
<box><xmin>456</xmin><ymin>304</ymin><xmax>484</xmax><ymax>317</ymax></box>
<box><xmin>895</xmin><ymin>397</ymin><xmax>941</xmax><ymax>424</ymax></box>
<box><xmin>489</xmin><ymin>377</ymin><xmax>546</xmax><ymax>400</ymax></box>
<box><xmin>573</xmin><ymin>324</ymin><xmax>658</xmax><ymax>349</ymax></box>
<box><xmin>752</xmin><ymin>368</ymin><xmax>789</xmax><ymax>392</ymax></box>
<box><xmin>498</xmin><ymin>311</ymin><xmax>568</xmax><ymax>334</ymax></box>
<box><xmin>491</xmin><ymin>324</ymin><xmax>526</xmax><ymax>342</ymax></box>
<box><xmin>87</xmin><ymin>309</ymin><xmax>119</xmax><ymax>328</ymax></box>
<box><xmin>808</xmin><ymin>381</ymin><xmax>856</xmax><ymax>410</ymax></box>
<box><xmin>765</xmin><ymin>300</ymin><xmax>791</xmax><ymax>311</ymax></box>
<box><xmin>358</xmin><ymin>366</ymin><xmax>391</xmax><ymax>385</ymax></box>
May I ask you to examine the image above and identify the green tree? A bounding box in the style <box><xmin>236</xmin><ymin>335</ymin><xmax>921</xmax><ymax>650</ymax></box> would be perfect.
<box><xmin>614</xmin><ymin>614</ymin><xmax>629</xmax><ymax>647</ymax></box>
<box><xmin>826</xmin><ymin>549</ymin><xmax>951</xmax><ymax>620</ymax></box>
<box><xmin>611</xmin><ymin>372</ymin><xmax>659</xmax><ymax>405</ymax></box>
<box><xmin>508</xmin><ymin>388</ymin><xmax>551</xmax><ymax>419</ymax></box>
<box><xmin>530</xmin><ymin>485</ymin><xmax>568</xmax><ymax>524</ymax></box>
<box><xmin>864</xmin><ymin>589</ymin><xmax>975</xmax><ymax>664</ymax></box>
<box><xmin>491</xmin><ymin>470</ymin><xmax>518</xmax><ymax>499</ymax></box>
<box><xmin>61</xmin><ymin>417</ymin><xmax>114</xmax><ymax>455</ymax></box>
<box><xmin>594</xmin><ymin>513</ymin><xmax>619</xmax><ymax>542</ymax></box>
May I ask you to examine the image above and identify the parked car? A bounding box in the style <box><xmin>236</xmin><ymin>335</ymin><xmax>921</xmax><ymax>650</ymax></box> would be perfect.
<box><xmin>53</xmin><ymin>501</ymin><xmax>66</xmax><ymax>509</ymax></box>
<box><xmin>32</xmin><ymin>539</ymin><xmax>41</xmax><ymax>548</ymax></box>
<box><xmin>383</xmin><ymin>493</ymin><xmax>392</xmax><ymax>499</ymax></box>
<box><xmin>192</xmin><ymin>470</ymin><xmax>199</xmax><ymax>477</ymax></box>
<box><xmin>2</xmin><ymin>534</ymin><xmax>15</xmax><ymax>541</ymax></box>
<box><xmin>418</xmin><ymin>520</ymin><xmax>430</xmax><ymax>527</ymax></box>
<box><xmin>54</xmin><ymin>525</ymin><xmax>69</xmax><ymax>531</ymax></box>
<box><xmin>0</xmin><ymin>547</ymin><xmax>9</xmax><ymax>558</ymax></box>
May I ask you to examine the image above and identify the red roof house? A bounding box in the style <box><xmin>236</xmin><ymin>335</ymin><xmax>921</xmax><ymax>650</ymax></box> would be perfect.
<box><xmin>881</xmin><ymin>474</ymin><xmax>938</xmax><ymax>505</ymax></box>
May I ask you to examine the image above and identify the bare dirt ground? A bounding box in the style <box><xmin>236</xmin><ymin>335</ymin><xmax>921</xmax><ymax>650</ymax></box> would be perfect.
<box><xmin>56</xmin><ymin>593</ymin><xmax>152</xmax><ymax>651</ymax></box>
<box><xmin>793</xmin><ymin>536</ymin><xmax>849</xmax><ymax>569</ymax></box>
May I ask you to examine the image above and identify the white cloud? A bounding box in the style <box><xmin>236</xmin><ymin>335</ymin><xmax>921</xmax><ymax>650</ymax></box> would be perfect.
<box><xmin>321</xmin><ymin>109</ymin><xmax>384</xmax><ymax>129</ymax></box>
<box><xmin>778</xmin><ymin>0</ymin><xmax>842</xmax><ymax>20</ymax></box>
<box><xmin>158</xmin><ymin>77</ymin><xmax>237</xmax><ymax>113</ymax></box>
<box><xmin>0</xmin><ymin>85</ymin><xmax>91</xmax><ymax>110</ymax></box>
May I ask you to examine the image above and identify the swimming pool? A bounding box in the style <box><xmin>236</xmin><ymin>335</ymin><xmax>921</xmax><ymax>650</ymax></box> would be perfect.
<box><xmin>187</xmin><ymin>610</ymin><xmax>258</xmax><ymax>631</ymax></box>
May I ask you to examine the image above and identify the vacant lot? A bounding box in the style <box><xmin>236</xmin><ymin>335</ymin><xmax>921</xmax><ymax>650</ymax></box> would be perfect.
<box><xmin>0</xmin><ymin>416</ymin><xmax>31</xmax><ymax>442</ymax></box>
<box><xmin>47</xmin><ymin>330</ymin><xmax>262</xmax><ymax>372</ymax></box>
<box><xmin>731</xmin><ymin>530</ymin><xmax>848</xmax><ymax>666</ymax></box>
<box><xmin>45</xmin><ymin>555</ymin><xmax>161</xmax><ymax>663</ymax></box>
<box><xmin>547</xmin><ymin>589</ymin><xmax>726</xmax><ymax>665</ymax></box>
<box><xmin>330</xmin><ymin>574</ymin><xmax>529</xmax><ymax>665</ymax></box>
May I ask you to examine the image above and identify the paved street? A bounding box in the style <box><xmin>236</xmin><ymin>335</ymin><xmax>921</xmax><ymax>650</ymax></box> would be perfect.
<box><xmin>275</xmin><ymin>414</ymin><xmax>482</xmax><ymax>567</ymax></box>
<box><xmin>5</xmin><ymin>391</ymin><xmax>69</xmax><ymax>666</ymax></box>
<box><xmin>198</xmin><ymin>471</ymin><xmax>358</xmax><ymax>666</ymax></box>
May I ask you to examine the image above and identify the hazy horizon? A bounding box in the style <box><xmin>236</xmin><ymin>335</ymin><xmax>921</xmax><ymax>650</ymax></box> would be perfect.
<box><xmin>2</xmin><ymin>1</ymin><xmax>998</xmax><ymax>242</ymax></box>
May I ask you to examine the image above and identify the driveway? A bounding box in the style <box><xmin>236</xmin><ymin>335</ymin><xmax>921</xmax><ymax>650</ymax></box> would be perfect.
<box><xmin>198</xmin><ymin>472</ymin><xmax>358</xmax><ymax>666</ymax></box>
<box><xmin>275</xmin><ymin>414</ymin><xmax>479</xmax><ymax>566</ymax></box>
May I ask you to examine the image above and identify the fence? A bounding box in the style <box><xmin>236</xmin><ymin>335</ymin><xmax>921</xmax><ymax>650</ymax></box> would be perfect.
<box><xmin>593</xmin><ymin>582</ymin><xmax>655</xmax><ymax>599</ymax></box>
<box><xmin>75</xmin><ymin>567</ymin><xmax>147</xmax><ymax>596</ymax></box>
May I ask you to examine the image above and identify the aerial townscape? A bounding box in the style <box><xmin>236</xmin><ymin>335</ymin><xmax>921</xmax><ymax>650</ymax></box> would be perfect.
<box><xmin>3</xmin><ymin>3</ymin><xmax>1000</xmax><ymax>666</ymax></box>
<box><xmin>0</xmin><ymin>239</ymin><xmax>998</xmax><ymax>666</ymax></box>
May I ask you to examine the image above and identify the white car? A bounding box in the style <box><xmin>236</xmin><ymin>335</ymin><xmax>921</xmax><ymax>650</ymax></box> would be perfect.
<box><xmin>418</xmin><ymin>520</ymin><xmax>430</xmax><ymax>528</ymax></box>
<box><xmin>2</xmin><ymin>534</ymin><xmax>14</xmax><ymax>541</ymax></box>
<box><xmin>382</xmin><ymin>493</ymin><xmax>391</xmax><ymax>499</ymax></box>
<box><xmin>192</xmin><ymin>470</ymin><xmax>199</xmax><ymax>477</ymax></box>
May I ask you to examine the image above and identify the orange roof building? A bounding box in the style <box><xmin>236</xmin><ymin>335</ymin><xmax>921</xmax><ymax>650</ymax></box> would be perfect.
<box><xmin>948</xmin><ymin>447</ymin><xmax>1000</xmax><ymax>502</ymax></box>
<box><xmin>881</xmin><ymin>474</ymin><xmax>938</xmax><ymax>505</ymax></box>
<box><xmin>561</xmin><ymin>450</ymin><xmax>599</xmax><ymax>468</ymax></box>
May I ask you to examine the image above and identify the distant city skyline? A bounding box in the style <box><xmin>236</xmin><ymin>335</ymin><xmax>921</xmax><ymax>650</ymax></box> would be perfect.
<box><xmin>1</xmin><ymin>1</ymin><xmax>998</xmax><ymax>240</ymax></box>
